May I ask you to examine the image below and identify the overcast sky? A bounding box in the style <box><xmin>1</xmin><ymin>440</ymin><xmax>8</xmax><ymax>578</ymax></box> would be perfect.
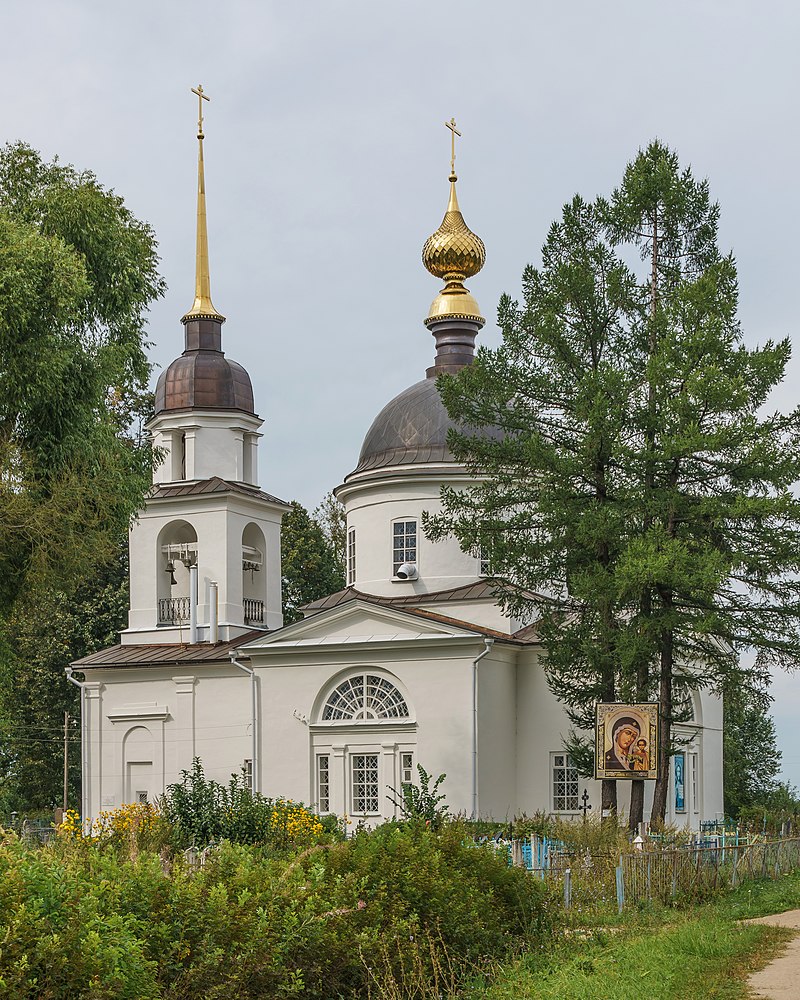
<box><xmin>3</xmin><ymin>0</ymin><xmax>799</xmax><ymax>791</ymax></box>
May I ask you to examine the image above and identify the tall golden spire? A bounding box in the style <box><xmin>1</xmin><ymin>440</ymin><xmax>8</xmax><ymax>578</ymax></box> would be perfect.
<box><xmin>183</xmin><ymin>84</ymin><xmax>225</xmax><ymax>324</ymax></box>
<box><xmin>421</xmin><ymin>118</ymin><xmax>485</xmax><ymax>327</ymax></box>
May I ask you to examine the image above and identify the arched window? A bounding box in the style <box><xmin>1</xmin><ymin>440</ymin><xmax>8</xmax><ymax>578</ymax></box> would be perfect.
<box><xmin>322</xmin><ymin>673</ymin><xmax>409</xmax><ymax>721</ymax></box>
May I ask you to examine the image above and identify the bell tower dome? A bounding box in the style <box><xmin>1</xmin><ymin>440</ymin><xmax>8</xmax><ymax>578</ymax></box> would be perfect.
<box><xmin>123</xmin><ymin>85</ymin><xmax>289</xmax><ymax>645</ymax></box>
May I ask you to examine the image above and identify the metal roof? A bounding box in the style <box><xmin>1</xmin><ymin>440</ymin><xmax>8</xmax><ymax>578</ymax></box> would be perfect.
<box><xmin>71</xmin><ymin>630</ymin><xmax>263</xmax><ymax>669</ymax></box>
<box><xmin>149</xmin><ymin>476</ymin><xmax>289</xmax><ymax>508</ymax></box>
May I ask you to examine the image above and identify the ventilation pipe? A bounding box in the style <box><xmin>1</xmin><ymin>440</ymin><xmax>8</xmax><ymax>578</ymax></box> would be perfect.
<box><xmin>189</xmin><ymin>564</ymin><xmax>198</xmax><ymax>644</ymax></box>
<box><xmin>64</xmin><ymin>667</ymin><xmax>87</xmax><ymax>821</ymax></box>
<box><xmin>209</xmin><ymin>581</ymin><xmax>218</xmax><ymax>643</ymax></box>
<box><xmin>472</xmin><ymin>638</ymin><xmax>494</xmax><ymax>819</ymax></box>
<box><xmin>231</xmin><ymin>655</ymin><xmax>257</xmax><ymax>794</ymax></box>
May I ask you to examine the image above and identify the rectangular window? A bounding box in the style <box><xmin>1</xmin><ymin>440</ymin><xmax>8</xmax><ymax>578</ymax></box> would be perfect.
<box><xmin>551</xmin><ymin>753</ymin><xmax>579</xmax><ymax>812</ymax></box>
<box><xmin>393</xmin><ymin>520</ymin><xmax>417</xmax><ymax>576</ymax></box>
<box><xmin>351</xmin><ymin>753</ymin><xmax>380</xmax><ymax>814</ymax></box>
<box><xmin>243</xmin><ymin>759</ymin><xmax>253</xmax><ymax>789</ymax></box>
<box><xmin>317</xmin><ymin>755</ymin><xmax>330</xmax><ymax>813</ymax></box>
<box><xmin>478</xmin><ymin>544</ymin><xmax>491</xmax><ymax>577</ymax></box>
<box><xmin>691</xmin><ymin>753</ymin><xmax>699</xmax><ymax>814</ymax></box>
<box><xmin>347</xmin><ymin>527</ymin><xmax>356</xmax><ymax>586</ymax></box>
<box><xmin>401</xmin><ymin>752</ymin><xmax>414</xmax><ymax>785</ymax></box>
<box><xmin>136</xmin><ymin>790</ymin><xmax>148</xmax><ymax>804</ymax></box>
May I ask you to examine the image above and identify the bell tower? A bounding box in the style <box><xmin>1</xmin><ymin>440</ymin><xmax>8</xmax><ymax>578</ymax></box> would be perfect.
<box><xmin>122</xmin><ymin>85</ymin><xmax>289</xmax><ymax>645</ymax></box>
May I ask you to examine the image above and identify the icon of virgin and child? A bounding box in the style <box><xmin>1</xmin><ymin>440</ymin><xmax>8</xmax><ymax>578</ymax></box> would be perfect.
<box><xmin>604</xmin><ymin>716</ymin><xmax>650</xmax><ymax>772</ymax></box>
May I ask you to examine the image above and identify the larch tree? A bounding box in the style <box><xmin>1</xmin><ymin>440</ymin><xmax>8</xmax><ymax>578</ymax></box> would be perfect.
<box><xmin>426</xmin><ymin>142</ymin><xmax>800</xmax><ymax>827</ymax></box>
<box><xmin>425</xmin><ymin>195</ymin><xmax>645</xmax><ymax>818</ymax></box>
<box><xmin>605</xmin><ymin>141</ymin><xmax>800</xmax><ymax>824</ymax></box>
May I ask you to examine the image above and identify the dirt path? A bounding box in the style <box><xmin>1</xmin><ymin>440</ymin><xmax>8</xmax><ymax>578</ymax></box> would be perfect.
<box><xmin>745</xmin><ymin>909</ymin><xmax>800</xmax><ymax>999</ymax></box>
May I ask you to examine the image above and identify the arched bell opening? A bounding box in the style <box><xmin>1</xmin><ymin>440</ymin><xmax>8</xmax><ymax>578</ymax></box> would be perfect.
<box><xmin>242</xmin><ymin>522</ymin><xmax>266</xmax><ymax>626</ymax></box>
<box><xmin>157</xmin><ymin>519</ymin><xmax>198</xmax><ymax>625</ymax></box>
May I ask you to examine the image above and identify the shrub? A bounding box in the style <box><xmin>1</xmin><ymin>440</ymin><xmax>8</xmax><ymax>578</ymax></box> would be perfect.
<box><xmin>0</xmin><ymin>819</ymin><xmax>553</xmax><ymax>998</ymax></box>
<box><xmin>160</xmin><ymin>758</ymin><xmax>330</xmax><ymax>850</ymax></box>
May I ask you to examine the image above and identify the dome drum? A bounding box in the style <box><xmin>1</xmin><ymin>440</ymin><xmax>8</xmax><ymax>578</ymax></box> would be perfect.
<box><xmin>184</xmin><ymin>317</ymin><xmax>224</xmax><ymax>352</ymax></box>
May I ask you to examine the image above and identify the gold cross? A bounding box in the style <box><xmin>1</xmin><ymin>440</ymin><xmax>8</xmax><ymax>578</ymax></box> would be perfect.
<box><xmin>445</xmin><ymin>117</ymin><xmax>461</xmax><ymax>175</ymax></box>
<box><xmin>191</xmin><ymin>84</ymin><xmax>211</xmax><ymax>137</ymax></box>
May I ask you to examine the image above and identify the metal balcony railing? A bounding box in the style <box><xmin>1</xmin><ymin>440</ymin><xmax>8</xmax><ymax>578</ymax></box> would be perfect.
<box><xmin>243</xmin><ymin>598</ymin><xmax>264</xmax><ymax>625</ymax></box>
<box><xmin>158</xmin><ymin>597</ymin><xmax>191</xmax><ymax>624</ymax></box>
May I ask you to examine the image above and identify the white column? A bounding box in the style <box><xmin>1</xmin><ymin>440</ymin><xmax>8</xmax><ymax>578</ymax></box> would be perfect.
<box><xmin>331</xmin><ymin>744</ymin><xmax>346</xmax><ymax>819</ymax></box>
<box><xmin>382</xmin><ymin>742</ymin><xmax>398</xmax><ymax>818</ymax></box>
<box><xmin>84</xmin><ymin>682</ymin><xmax>102</xmax><ymax>820</ymax></box>
<box><xmin>172</xmin><ymin>676</ymin><xmax>197</xmax><ymax>784</ymax></box>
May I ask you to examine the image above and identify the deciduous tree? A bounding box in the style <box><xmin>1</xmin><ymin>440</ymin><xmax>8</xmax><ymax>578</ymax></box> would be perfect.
<box><xmin>0</xmin><ymin>142</ymin><xmax>165</xmax><ymax>613</ymax></box>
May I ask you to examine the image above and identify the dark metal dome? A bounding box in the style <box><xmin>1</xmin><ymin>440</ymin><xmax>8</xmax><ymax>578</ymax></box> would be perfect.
<box><xmin>154</xmin><ymin>317</ymin><xmax>255</xmax><ymax>415</ymax></box>
<box><xmin>354</xmin><ymin>378</ymin><xmax>474</xmax><ymax>474</ymax></box>
<box><xmin>155</xmin><ymin>352</ymin><xmax>254</xmax><ymax>414</ymax></box>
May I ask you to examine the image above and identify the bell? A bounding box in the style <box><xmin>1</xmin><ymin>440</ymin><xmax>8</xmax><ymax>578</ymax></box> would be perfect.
<box><xmin>166</xmin><ymin>561</ymin><xmax>177</xmax><ymax>586</ymax></box>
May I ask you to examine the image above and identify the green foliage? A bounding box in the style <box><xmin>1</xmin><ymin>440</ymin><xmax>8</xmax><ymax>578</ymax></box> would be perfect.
<box><xmin>0</xmin><ymin>820</ymin><xmax>551</xmax><ymax>998</ymax></box>
<box><xmin>0</xmin><ymin>537</ymin><xmax>130</xmax><ymax>814</ymax></box>
<box><xmin>0</xmin><ymin>141</ymin><xmax>165</xmax><ymax>613</ymax></box>
<box><xmin>313</xmin><ymin>490</ymin><xmax>347</xmax><ymax>578</ymax></box>
<box><xmin>387</xmin><ymin>764</ymin><xmax>449</xmax><ymax>829</ymax></box>
<box><xmin>160</xmin><ymin>758</ymin><xmax>329</xmax><ymax>850</ymax></box>
<box><xmin>723</xmin><ymin>666</ymin><xmax>781</xmax><ymax>817</ymax></box>
<box><xmin>426</xmin><ymin>140</ymin><xmax>800</xmax><ymax>826</ymax></box>
<box><xmin>280</xmin><ymin>500</ymin><xmax>345</xmax><ymax>623</ymax></box>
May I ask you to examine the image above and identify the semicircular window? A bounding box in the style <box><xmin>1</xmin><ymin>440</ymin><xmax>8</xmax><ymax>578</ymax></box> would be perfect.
<box><xmin>322</xmin><ymin>674</ymin><xmax>409</xmax><ymax>721</ymax></box>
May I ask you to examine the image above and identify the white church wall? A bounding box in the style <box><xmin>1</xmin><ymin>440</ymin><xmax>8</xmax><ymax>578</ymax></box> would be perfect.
<box><xmin>125</xmin><ymin>494</ymin><xmax>284</xmax><ymax>642</ymax></box>
<box><xmin>253</xmin><ymin>642</ymin><xmax>481</xmax><ymax>821</ymax></box>
<box><xmin>81</xmin><ymin>665</ymin><xmax>254</xmax><ymax>817</ymax></box>
<box><xmin>476</xmin><ymin>647</ymin><xmax>518</xmax><ymax>819</ymax></box>
<box><xmin>422</xmin><ymin>599</ymin><xmax>515</xmax><ymax>633</ymax></box>
<box><xmin>338</xmin><ymin>470</ymin><xmax>485</xmax><ymax>596</ymax></box>
<box><xmin>148</xmin><ymin>410</ymin><xmax>263</xmax><ymax>486</ymax></box>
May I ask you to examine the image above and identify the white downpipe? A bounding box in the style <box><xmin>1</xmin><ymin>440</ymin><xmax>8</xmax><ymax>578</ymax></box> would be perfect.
<box><xmin>189</xmin><ymin>564</ymin><xmax>198</xmax><ymax>644</ymax></box>
<box><xmin>231</xmin><ymin>655</ymin><xmax>257</xmax><ymax>793</ymax></box>
<box><xmin>209</xmin><ymin>581</ymin><xmax>218</xmax><ymax>644</ymax></box>
<box><xmin>472</xmin><ymin>638</ymin><xmax>494</xmax><ymax>819</ymax></box>
<box><xmin>64</xmin><ymin>668</ymin><xmax>87</xmax><ymax>820</ymax></box>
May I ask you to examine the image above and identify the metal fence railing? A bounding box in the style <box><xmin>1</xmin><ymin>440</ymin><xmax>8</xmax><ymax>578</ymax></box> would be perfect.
<box><xmin>505</xmin><ymin>835</ymin><xmax>800</xmax><ymax>912</ymax></box>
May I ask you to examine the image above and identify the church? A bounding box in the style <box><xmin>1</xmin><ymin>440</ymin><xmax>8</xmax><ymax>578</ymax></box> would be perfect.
<box><xmin>70</xmin><ymin>98</ymin><xmax>723</xmax><ymax>829</ymax></box>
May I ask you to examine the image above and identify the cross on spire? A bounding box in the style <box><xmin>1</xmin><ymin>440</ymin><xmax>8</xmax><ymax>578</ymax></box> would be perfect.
<box><xmin>191</xmin><ymin>84</ymin><xmax>210</xmax><ymax>138</ymax></box>
<box><xmin>445</xmin><ymin>117</ymin><xmax>461</xmax><ymax>177</ymax></box>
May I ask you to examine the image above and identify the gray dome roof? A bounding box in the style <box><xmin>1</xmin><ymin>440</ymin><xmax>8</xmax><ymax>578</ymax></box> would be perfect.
<box><xmin>354</xmin><ymin>377</ymin><xmax>502</xmax><ymax>475</ymax></box>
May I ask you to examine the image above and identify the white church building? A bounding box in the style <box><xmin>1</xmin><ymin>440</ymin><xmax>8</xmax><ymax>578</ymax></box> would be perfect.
<box><xmin>71</xmin><ymin>108</ymin><xmax>723</xmax><ymax>829</ymax></box>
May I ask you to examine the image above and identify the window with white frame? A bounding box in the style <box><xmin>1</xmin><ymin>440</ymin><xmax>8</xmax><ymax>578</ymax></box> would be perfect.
<box><xmin>322</xmin><ymin>673</ymin><xmax>410</xmax><ymax>721</ymax></box>
<box><xmin>691</xmin><ymin>753</ymin><xmax>699</xmax><ymax>813</ymax></box>
<box><xmin>243</xmin><ymin>758</ymin><xmax>253</xmax><ymax>784</ymax></box>
<box><xmin>401</xmin><ymin>751</ymin><xmax>414</xmax><ymax>785</ymax></box>
<box><xmin>478</xmin><ymin>544</ymin><xmax>491</xmax><ymax>577</ymax></box>
<box><xmin>392</xmin><ymin>520</ymin><xmax>417</xmax><ymax>576</ymax></box>
<box><xmin>317</xmin><ymin>755</ymin><xmax>330</xmax><ymax>813</ymax></box>
<box><xmin>551</xmin><ymin>753</ymin><xmax>579</xmax><ymax>812</ymax></box>
<box><xmin>351</xmin><ymin>753</ymin><xmax>380</xmax><ymax>814</ymax></box>
<box><xmin>347</xmin><ymin>527</ymin><xmax>356</xmax><ymax>586</ymax></box>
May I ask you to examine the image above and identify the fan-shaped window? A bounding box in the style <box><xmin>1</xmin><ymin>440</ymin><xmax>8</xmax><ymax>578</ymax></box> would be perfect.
<box><xmin>322</xmin><ymin>674</ymin><xmax>409</xmax><ymax>721</ymax></box>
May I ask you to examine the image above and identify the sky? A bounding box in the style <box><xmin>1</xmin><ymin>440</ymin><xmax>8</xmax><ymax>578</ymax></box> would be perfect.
<box><xmin>3</xmin><ymin>0</ymin><xmax>799</xmax><ymax>790</ymax></box>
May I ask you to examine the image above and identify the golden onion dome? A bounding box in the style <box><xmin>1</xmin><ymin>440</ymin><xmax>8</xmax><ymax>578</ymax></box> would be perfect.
<box><xmin>422</xmin><ymin>170</ymin><xmax>485</xmax><ymax>328</ymax></box>
<box><xmin>422</xmin><ymin>172</ymin><xmax>486</xmax><ymax>281</ymax></box>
